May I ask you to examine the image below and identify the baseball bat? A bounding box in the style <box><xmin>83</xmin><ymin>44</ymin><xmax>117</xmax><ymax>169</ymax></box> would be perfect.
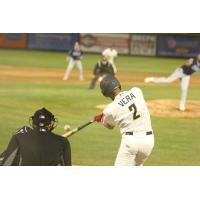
<box><xmin>62</xmin><ymin>119</ymin><xmax>95</xmax><ymax>138</ymax></box>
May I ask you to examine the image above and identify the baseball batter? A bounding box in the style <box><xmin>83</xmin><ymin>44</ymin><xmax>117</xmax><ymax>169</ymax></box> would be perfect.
<box><xmin>94</xmin><ymin>75</ymin><xmax>154</xmax><ymax>166</ymax></box>
<box><xmin>63</xmin><ymin>42</ymin><xmax>84</xmax><ymax>81</ymax></box>
<box><xmin>144</xmin><ymin>54</ymin><xmax>200</xmax><ymax>111</ymax></box>
<box><xmin>102</xmin><ymin>48</ymin><xmax>118</xmax><ymax>74</ymax></box>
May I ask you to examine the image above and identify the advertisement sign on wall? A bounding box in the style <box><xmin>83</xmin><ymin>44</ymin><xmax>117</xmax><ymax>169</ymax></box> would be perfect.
<box><xmin>157</xmin><ymin>35</ymin><xmax>200</xmax><ymax>57</ymax></box>
<box><xmin>80</xmin><ymin>33</ymin><xmax>130</xmax><ymax>54</ymax></box>
<box><xmin>0</xmin><ymin>33</ymin><xmax>27</xmax><ymax>48</ymax></box>
<box><xmin>130</xmin><ymin>34</ymin><xmax>157</xmax><ymax>56</ymax></box>
<box><xmin>28</xmin><ymin>33</ymin><xmax>79</xmax><ymax>51</ymax></box>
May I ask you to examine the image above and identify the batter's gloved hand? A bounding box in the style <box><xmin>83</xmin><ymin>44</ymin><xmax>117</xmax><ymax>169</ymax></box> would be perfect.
<box><xmin>94</xmin><ymin>113</ymin><xmax>104</xmax><ymax>122</ymax></box>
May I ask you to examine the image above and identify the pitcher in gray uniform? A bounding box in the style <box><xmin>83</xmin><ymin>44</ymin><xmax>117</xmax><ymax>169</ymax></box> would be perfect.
<box><xmin>144</xmin><ymin>54</ymin><xmax>200</xmax><ymax>111</ymax></box>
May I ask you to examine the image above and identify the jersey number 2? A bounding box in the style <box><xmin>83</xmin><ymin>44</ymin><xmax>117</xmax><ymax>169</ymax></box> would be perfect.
<box><xmin>128</xmin><ymin>103</ymin><xmax>140</xmax><ymax>120</ymax></box>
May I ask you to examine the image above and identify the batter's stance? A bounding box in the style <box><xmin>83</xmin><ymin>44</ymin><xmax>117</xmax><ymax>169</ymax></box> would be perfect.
<box><xmin>63</xmin><ymin>42</ymin><xmax>83</xmax><ymax>81</ymax></box>
<box><xmin>94</xmin><ymin>75</ymin><xmax>154</xmax><ymax>166</ymax></box>
<box><xmin>145</xmin><ymin>54</ymin><xmax>200</xmax><ymax>111</ymax></box>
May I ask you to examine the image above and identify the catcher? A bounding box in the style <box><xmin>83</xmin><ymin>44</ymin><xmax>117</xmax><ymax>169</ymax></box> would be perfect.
<box><xmin>0</xmin><ymin>108</ymin><xmax>71</xmax><ymax>166</ymax></box>
<box><xmin>88</xmin><ymin>56</ymin><xmax>115</xmax><ymax>89</ymax></box>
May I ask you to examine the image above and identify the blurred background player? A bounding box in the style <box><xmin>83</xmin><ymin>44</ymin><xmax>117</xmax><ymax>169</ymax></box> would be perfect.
<box><xmin>1</xmin><ymin>108</ymin><xmax>71</xmax><ymax>166</ymax></box>
<box><xmin>94</xmin><ymin>75</ymin><xmax>154</xmax><ymax>166</ymax></box>
<box><xmin>144</xmin><ymin>53</ymin><xmax>200</xmax><ymax>111</ymax></box>
<box><xmin>63</xmin><ymin>41</ymin><xmax>84</xmax><ymax>81</ymax></box>
<box><xmin>102</xmin><ymin>47</ymin><xmax>118</xmax><ymax>74</ymax></box>
<box><xmin>88</xmin><ymin>56</ymin><xmax>115</xmax><ymax>89</ymax></box>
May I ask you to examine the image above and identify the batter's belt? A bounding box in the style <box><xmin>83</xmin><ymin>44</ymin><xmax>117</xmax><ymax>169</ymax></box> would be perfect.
<box><xmin>124</xmin><ymin>131</ymin><xmax>153</xmax><ymax>136</ymax></box>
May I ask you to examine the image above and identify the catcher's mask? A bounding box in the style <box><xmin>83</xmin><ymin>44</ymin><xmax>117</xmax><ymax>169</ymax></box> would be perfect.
<box><xmin>100</xmin><ymin>75</ymin><xmax>121</xmax><ymax>97</ymax></box>
<box><xmin>29</xmin><ymin>108</ymin><xmax>57</xmax><ymax>131</ymax></box>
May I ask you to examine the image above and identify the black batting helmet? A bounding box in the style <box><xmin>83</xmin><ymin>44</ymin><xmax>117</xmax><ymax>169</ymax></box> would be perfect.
<box><xmin>30</xmin><ymin>108</ymin><xmax>57</xmax><ymax>131</ymax></box>
<box><xmin>100</xmin><ymin>75</ymin><xmax>121</xmax><ymax>97</ymax></box>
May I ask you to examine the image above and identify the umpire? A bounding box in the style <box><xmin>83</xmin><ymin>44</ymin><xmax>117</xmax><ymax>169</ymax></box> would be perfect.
<box><xmin>1</xmin><ymin>108</ymin><xmax>71</xmax><ymax>166</ymax></box>
<box><xmin>89</xmin><ymin>56</ymin><xmax>115</xmax><ymax>89</ymax></box>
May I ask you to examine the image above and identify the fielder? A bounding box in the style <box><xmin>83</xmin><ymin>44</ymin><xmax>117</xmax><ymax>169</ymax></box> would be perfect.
<box><xmin>63</xmin><ymin>42</ymin><xmax>84</xmax><ymax>81</ymax></box>
<box><xmin>144</xmin><ymin>54</ymin><xmax>200</xmax><ymax>111</ymax></box>
<box><xmin>1</xmin><ymin>108</ymin><xmax>71</xmax><ymax>166</ymax></box>
<box><xmin>94</xmin><ymin>75</ymin><xmax>154</xmax><ymax>166</ymax></box>
<box><xmin>102</xmin><ymin>47</ymin><xmax>118</xmax><ymax>74</ymax></box>
<box><xmin>88</xmin><ymin>56</ymin><xmax>115</xmax><ymax>89</ymax></box>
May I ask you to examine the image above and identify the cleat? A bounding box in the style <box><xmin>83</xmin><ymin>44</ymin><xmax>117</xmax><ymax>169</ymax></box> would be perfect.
<box><xmin>144</xmin><ymin>77</ymin><xmax>154</xmax><ymax>83</ymax></box>
<box><xmin>179</xmin><ymin>104</ymin><xmax>186</xmax><ymax>112</ymax></box>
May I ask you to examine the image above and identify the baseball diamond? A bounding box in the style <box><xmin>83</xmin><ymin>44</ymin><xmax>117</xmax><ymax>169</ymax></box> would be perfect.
<box><xmin>0</xmin><ymin>49</ymin><xmax>200</xmax><ymax>165</ymax></box>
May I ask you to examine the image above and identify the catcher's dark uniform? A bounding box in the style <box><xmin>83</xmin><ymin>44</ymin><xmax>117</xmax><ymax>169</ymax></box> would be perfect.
<box><xmin>1</xmin><ymin>126</ymin><xmax>71</xmax><ymax>166</ymax></box>
<box><xmin>89</xmin><ymin>60</ymin><xmax>114</xmax><ymax>89</ymax></box>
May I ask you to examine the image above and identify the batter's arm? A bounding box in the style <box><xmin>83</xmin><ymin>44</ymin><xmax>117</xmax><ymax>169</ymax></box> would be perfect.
<box><xmin>103</xmin><ymin>122</ymin><xmax>115</xmax><ymax>129</ymax></box>
<box><xmin>95</xmin><ymin>113</ymin><xmax>114</xmax><ymax>129</ymax></box>
<box><xmin>102</xmin><ymin>110</ymin><xmax>116</xmax><ymax>130</ymax></box>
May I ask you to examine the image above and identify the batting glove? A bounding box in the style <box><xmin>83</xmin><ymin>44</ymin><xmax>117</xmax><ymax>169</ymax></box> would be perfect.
<box><xmin>94</xmin><ymin>113</ymin><xmax>104</xmax><ymax>122</ymax></box>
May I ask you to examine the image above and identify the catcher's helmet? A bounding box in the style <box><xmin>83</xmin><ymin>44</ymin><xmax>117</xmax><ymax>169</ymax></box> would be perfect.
<box><xmin>30</xmin><ymin>108</ymin><xmax>57</xmax><ymax>131</ymax></box>
<box><xmin>100</xmin><ymin>75</ymin><xmax>121</xmax><ymax>97</ymax></box>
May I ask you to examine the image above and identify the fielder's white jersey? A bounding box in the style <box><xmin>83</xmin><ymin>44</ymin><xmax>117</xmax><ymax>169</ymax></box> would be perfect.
<box><xmin>102</xmin><ymin>48</ymin><xmax>118</xmax><ymax>62</ymax></box>
<box><xmin>103</xmin><ymin>87</ymin><xmax>152</xmax><ymax>134</ymax></box>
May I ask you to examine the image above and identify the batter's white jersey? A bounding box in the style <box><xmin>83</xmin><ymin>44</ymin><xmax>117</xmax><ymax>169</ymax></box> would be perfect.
<box><xmin>102</xmin><ymin>87</ymin><xmax>154</xmax><ymax>166</ymax></box>
<box><xmin>103</xmin><ymin>87</ymin><xmax>152</xmax><ymax>134</ymax></box>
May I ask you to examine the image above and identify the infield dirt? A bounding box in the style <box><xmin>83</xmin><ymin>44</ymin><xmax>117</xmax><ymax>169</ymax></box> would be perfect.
<box><xmin>0</xmin><ymin>66</ymin><xmax>200</xmax><ymax>85</ymax></box>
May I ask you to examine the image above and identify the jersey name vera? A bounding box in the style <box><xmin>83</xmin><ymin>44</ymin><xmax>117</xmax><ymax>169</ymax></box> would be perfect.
<box><xmin>118</xmin><ymin>93</ymin><xmax>136</xmax><ymax>107</ymax></box>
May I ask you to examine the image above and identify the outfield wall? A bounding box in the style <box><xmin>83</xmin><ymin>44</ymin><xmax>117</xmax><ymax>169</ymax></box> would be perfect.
<box><xmin>157</xmin><ymin>35</ymin><xmax>200</xmax><ymax>57</ymax></box>
<box><xmin>28</xmin><ymin>34</ymin><xmax>79</xmax><ymax>51</ymax></box>
<box><xmin>0</xmin><ymin>33</ymin><xmax>79</xmax><ymax>51</ymax></box>
<box><xmin>80</xmin><ymin>33</ymin><xmax>130</xmax><ymax>55</ymax></box>
<box><xmin>0</xmin><ymin>33</ymin><xmax>200</xmax><ymax>57</ymax></box>
<box><xmin>0</xmin><ymin>33</ymin><xmax>28</xmax><ymax>49</ymax></box>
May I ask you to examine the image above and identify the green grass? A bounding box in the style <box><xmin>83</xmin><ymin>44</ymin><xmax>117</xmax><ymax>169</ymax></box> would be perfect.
<box><xmin>0</xmin><ymin>49</ymin><xmax>200</xmax><ymax>165</ymax></box>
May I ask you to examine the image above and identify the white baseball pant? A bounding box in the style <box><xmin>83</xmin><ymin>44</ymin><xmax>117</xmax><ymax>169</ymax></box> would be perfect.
<box><xmin>63</xmin><ymin>58</ymin><xmax>83</xmax><ymax>81</ymax></box>
<box><xmin>115</xmin><ymin>133</ymin><xmax>154</xmax><ymax>166</ymax></box>
<box><xmin>150</xmin><ymin>68</ymin><xmax>190</xmax><ymax>109</ymax></box>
